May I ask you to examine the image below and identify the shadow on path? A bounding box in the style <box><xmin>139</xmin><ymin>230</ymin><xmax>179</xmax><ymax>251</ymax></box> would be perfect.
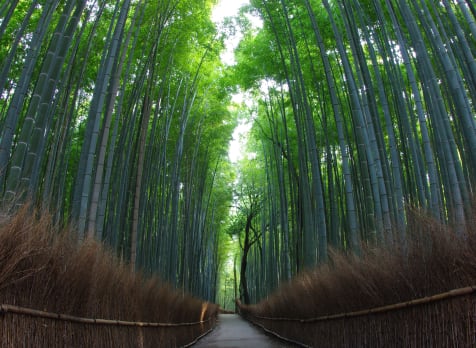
<box><xmin>192</xmin><ymin>314</ymin><xmax>296</xmax><ymax>347</ymax></box>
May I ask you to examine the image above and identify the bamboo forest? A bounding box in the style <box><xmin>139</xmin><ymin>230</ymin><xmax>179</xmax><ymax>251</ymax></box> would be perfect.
<box><xmin>0</xmin><ymin>0</ymin><xmax>475</xmax><ymax>346</ymax></box>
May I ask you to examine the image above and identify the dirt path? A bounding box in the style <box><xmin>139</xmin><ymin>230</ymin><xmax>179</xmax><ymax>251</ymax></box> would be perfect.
<box><xmin>192</xmin><ymin>314</ymin><xmax>296</xmax><ymax>347</ymax></box>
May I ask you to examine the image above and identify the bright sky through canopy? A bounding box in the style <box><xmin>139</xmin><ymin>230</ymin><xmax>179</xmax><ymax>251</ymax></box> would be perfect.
<box><xmin>212</xmin><ymin>0</ymin><xmax>250</xmax><ymax>22</ymax></box>
<box><xmin>212</xmin><ymin>0</ymin><xmax>257</xmax><ymax>163</ymax></box>
<box><xmin>212</xmin><ymin>0</ymin><xmax>249</xmax><ymax>65</ymax></box>
<box><xmin>212</xmin><ymin>0</ymin><xmax>262</xmax><ymax>65</ymax></box>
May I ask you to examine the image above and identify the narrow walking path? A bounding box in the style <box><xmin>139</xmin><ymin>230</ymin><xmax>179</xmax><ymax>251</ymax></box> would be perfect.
<box><xmin>192</xmin><ymin>314</ymin><xmax>295</xmax><ymax>347</ymax></box>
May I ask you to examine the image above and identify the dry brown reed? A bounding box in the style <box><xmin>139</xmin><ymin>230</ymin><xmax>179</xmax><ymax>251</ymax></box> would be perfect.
<box><xmin>0</xmin><ymin>205</ymin><xmax>218</xmax><ymax>347</ymax></box>
<box><xmin>239</xmin><ymin>206</ymin><xmax>476</xmax><ymax>347</ymax></box>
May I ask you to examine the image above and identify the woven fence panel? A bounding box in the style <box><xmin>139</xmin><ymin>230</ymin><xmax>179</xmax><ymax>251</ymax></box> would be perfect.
<box><xmin>0</xmin><ymin>310</ymin><xmax>215</xmax><ymax>347</ymax></box>
<box><xmin>243</xmin><ymin>291</ymin><xmax>475</xmax><ymax>347</ymax></box>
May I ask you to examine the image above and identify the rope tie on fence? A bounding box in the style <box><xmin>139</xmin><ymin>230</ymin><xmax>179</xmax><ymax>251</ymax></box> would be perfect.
<box><xmin>245</xmin><ymin>285</ymin><xmax>476</xmax><ymax>323</ymax></box>
<box><xmin>0</xmin><ymin>303</ymin><xmax>212</xmax><ymax>327</ymax></box>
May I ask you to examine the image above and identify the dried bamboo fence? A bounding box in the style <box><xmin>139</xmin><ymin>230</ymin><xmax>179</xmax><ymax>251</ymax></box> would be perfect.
<box><xmin>238</xmin><ymin>286</ymin><xmax>476</xmax><ymax>347</ymax></box>
<box><xmin>0</xmin><ymin>303</ymin><xmax>216</xmax><ymax>347</ymax></box>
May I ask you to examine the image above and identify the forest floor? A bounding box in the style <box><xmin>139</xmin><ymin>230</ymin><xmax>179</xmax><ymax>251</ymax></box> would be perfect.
<box><xmin>192</xmin><ymin>314</ymin><xmax>297</xmax><ymax>347</ymax></box>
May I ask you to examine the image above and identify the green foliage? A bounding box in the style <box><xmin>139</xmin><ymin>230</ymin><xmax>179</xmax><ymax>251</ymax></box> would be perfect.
<box><xmin>0</xmin><ymin>0</ymin><xmax>236</xmax><ymax>303</ymax></box>
<box><xmin>228</xmin><ymin>0</ymin><xmax>476</xmax><ymax>302</ymax></box>
<box><xmin>234</xmin><ymin>30</ymin><xmax>281</xmax><ymax>89</ymax></box>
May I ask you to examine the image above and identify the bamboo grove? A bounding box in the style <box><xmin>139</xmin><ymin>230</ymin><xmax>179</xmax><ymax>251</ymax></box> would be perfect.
<box><xmin>0</xmin><ymin>0</ymin><xmax>236</xmax><ymax>302</ymax></box>
<box><xmin>1</xmin><ymin>0</ymin><xmax>476</xmax><ymax>308</ymax></box>
<box><xmin>231</xmin><ymin>0</ymin><xmax>476</xmax><ymax>303</ymax></box>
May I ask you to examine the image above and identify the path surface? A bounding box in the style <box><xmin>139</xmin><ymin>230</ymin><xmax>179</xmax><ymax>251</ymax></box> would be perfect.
<box><xmin>192</xmin><ymin>314</ymin><xmax>296</xmax><ymax>347</ymax></box>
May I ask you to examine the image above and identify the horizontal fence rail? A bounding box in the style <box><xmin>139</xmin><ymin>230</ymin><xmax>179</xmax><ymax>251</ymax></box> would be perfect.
<box><xmin>239</xmin><ymin>285</ymin><xmax>476</xmax><ymax>347</ymax></box>
<box><xmin>0</xmin><ymin>304</ymin><xmax>211</xmax><ymax>327</ymax></box>
<box><xmin>0</xmin><ymin>303</ymin><xmax>217</xmax><ymax>347</ymax></box>
<box><xmin>249</xmin><ymin>285</ymin><xmax>476</xmax><ymax>322</ymax></box>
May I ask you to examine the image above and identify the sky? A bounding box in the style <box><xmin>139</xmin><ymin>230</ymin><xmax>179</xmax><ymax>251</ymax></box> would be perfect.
<box><xmin>212</xmin><ymin>0</ymin><xmax>250</xmax><ymax>23</ymax></box>
<box><xmin>212</xmin><ymin>0</ymin><xmax>256</xmax><ymax>163</ymax></box>
<box><xmin>212</xmin><ymin>0</ymin><xmax>251</xmax><ymax>65</ymax></box>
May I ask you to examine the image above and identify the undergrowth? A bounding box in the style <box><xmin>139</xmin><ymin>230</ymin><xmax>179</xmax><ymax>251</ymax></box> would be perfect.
<box><xmin>237</xmin><ymin>206</ymin><xmax>476</xmax><ymax>346</ymax></box>
<box><xmin>242</xmin><ymin>205</ymin><xmax>476</xmax><ymax>319</ymax></box>
<box><xmin>0</xmin><ymin>205</ymin><xmax>217</xmax><ymax>347</ymax></box>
